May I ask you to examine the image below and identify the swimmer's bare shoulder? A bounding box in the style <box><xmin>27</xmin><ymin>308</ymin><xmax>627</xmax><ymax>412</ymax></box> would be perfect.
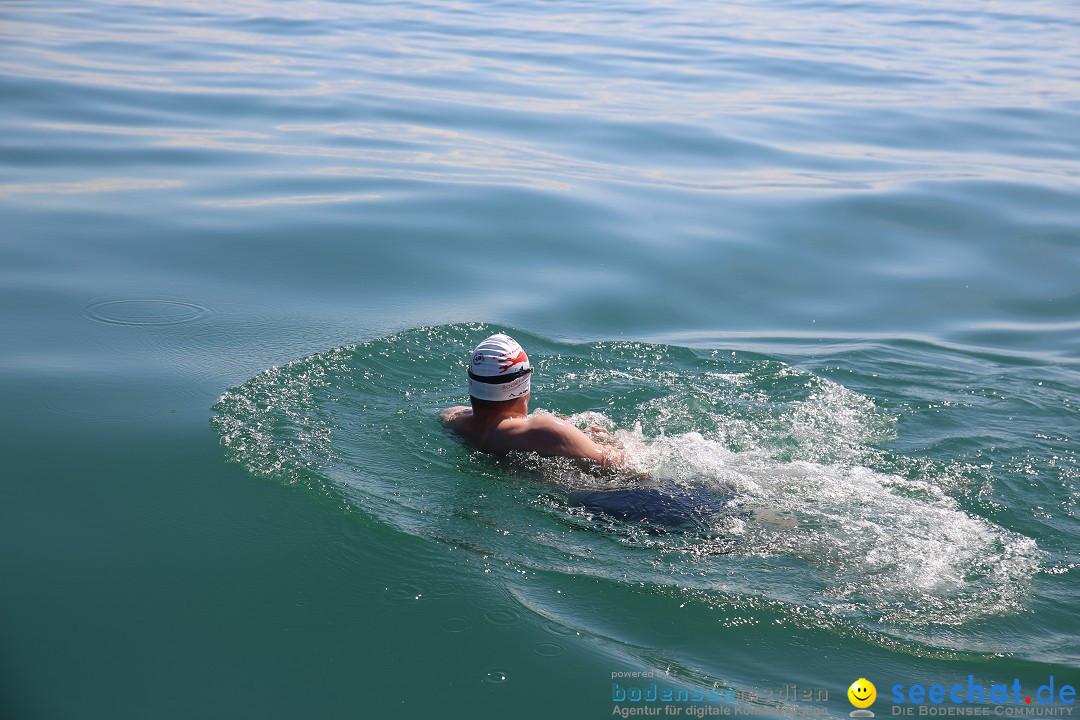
<box><xmin>440</xmin><ymin>405</ymin><xmax>479</xmax><ymax>442</ymax></box>
<box><xmin>440</xmin><ymin>408</ymin><xmax>622</xmax><ymax>467</ymax></box>
<box><xmin>499</xmin><ymin>414</ymin><xmax>624</xmax><ymax>468</ymax></box>
<box><xmin>440</xmin><ymin>405</ymin><xmax>471</xmax><ymax>426</ymax></box>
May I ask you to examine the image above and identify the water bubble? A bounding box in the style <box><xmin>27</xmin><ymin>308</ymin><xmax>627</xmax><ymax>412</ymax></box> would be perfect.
<box><xmin>439</xmin><ymin>617</ymin><xmax>471</xmax><ymax>633</ymax></box>
<box><xmin>84</xmin><ymin>299</ymin><xmax>208</xmax><ymax>326</ymax></box>
<box><xmin>483</xmin><ymin>668</ymin><xmax>510</xmax><ymax>684</ymax></box>
<box><xmin>533</xmin><ymin>642</ymin><xmax>564</xmax><ymax>657</ymax></box>
<box><xmin>383</xmin><ymin>584</ymin><xmax>424</xmax><ymax>602</ymax></box>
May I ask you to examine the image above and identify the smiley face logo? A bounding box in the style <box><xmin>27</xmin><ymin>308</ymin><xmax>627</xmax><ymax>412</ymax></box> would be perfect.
<box><xmin>848</xmin><ymin>678</ymin><xmax>876</xmax><ymax>709</ymax></box>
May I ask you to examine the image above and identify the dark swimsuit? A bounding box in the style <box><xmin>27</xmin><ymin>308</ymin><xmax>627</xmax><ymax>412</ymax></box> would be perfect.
<box><xmin>566</xmin><ymin>484</ymin><xmax>736</xmax><ymax>532</ymax></box>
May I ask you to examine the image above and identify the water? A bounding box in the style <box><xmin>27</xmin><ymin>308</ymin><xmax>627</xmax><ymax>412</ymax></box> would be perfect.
<box><xmin>1</xmin><ymin>0</ymin><xmax>1078</xmax><ymax>718</ymax></box>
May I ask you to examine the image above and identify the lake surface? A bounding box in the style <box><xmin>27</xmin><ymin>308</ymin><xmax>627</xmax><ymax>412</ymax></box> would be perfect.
<box><xmin>1</xmin><ymin>0</ymin><xmax>1078</xmax><ymax>718</ymax></box>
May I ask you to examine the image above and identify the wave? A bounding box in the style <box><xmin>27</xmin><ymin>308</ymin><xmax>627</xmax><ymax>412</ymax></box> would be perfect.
<box><xmin>212</xmin><ymin>323</ymin><xmax>1043</xmax><ymax>640</ymax></box>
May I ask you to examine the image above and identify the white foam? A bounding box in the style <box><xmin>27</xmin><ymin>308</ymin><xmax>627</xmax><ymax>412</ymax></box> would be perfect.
<box><xmin>561</xmin><ymin>381</ymin><xmax>1042</xmax><ymax>626</ymax></box>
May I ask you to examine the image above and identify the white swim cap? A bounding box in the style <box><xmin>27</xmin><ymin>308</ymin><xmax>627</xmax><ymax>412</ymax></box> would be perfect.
<box><xmin>468</xmin><ymin>333</ymin><xmax>532</xmax><ymax>402</ymax></box>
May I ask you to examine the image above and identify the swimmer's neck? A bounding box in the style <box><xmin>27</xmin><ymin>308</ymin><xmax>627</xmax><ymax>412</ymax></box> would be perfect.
<box><xmin>472</xmin><ymin>396</ymin><xmax>529</xmax><ymax>423</ymax></box>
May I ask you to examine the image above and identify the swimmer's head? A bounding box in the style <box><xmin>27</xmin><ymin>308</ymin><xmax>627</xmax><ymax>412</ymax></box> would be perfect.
<box><xmin>468</xmin><ymin>333</ymin><xmax>532</xmax><ymax>405</ymax></box>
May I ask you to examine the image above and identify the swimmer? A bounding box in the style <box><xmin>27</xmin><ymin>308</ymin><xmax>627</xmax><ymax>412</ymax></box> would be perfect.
<box><xmin>440</xmin><ymin>333</ymin><xmax>624</xmax><ymax>469</ymax></box>
<box><xmin>441</xmin><ymin>333</ymin><xmax>742</xmax><ymax>533</ymax></box>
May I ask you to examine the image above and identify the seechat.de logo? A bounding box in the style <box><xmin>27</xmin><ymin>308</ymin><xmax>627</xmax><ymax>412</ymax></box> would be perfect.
<box><xmin>849</xmin><ymin>678</ymin><xmax>877</xmax><ymax>717</ymax></box>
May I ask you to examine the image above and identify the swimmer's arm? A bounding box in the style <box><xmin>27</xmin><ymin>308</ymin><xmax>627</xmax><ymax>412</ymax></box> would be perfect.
<box><xmin>526</xmin><ymin>416</ymin><xmax>624</xmax><ymax>468</ymax></box>
<box><xmin>543</xmin><ymin>411</ymin><xmax>613</xmax><ymax>443</ymax></box>
<box><xmin>595</xmin><ymin>443</ymin><xmax>625</xmax><ymax>469</ymax></box>
<box><xmin>439</xmin><ymin>406</ymin><xmax>471</xmax><ymax>425</ymax></box>
<box><xmin>584</xmin><ymin>424</ymin><xmax>614</xmax><ymax>442</ymax></box>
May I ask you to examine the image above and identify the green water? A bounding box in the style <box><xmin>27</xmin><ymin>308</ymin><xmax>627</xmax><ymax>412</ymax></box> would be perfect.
<box><xmin>207</xmin><ymin>326</ymin><xmax>1077</xmax><ymax>707</ymax></box>
<box><xmin>2</xmin><ymin>0</ymin><xmax>1078</xmax><ymax>717</ymax></box>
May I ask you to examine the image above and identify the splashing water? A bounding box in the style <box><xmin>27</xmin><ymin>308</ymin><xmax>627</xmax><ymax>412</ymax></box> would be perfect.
<box><xmin>212</xmin><ymin>324</ymin><xmax>1043</xmax><ymax>640</ymax></box>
